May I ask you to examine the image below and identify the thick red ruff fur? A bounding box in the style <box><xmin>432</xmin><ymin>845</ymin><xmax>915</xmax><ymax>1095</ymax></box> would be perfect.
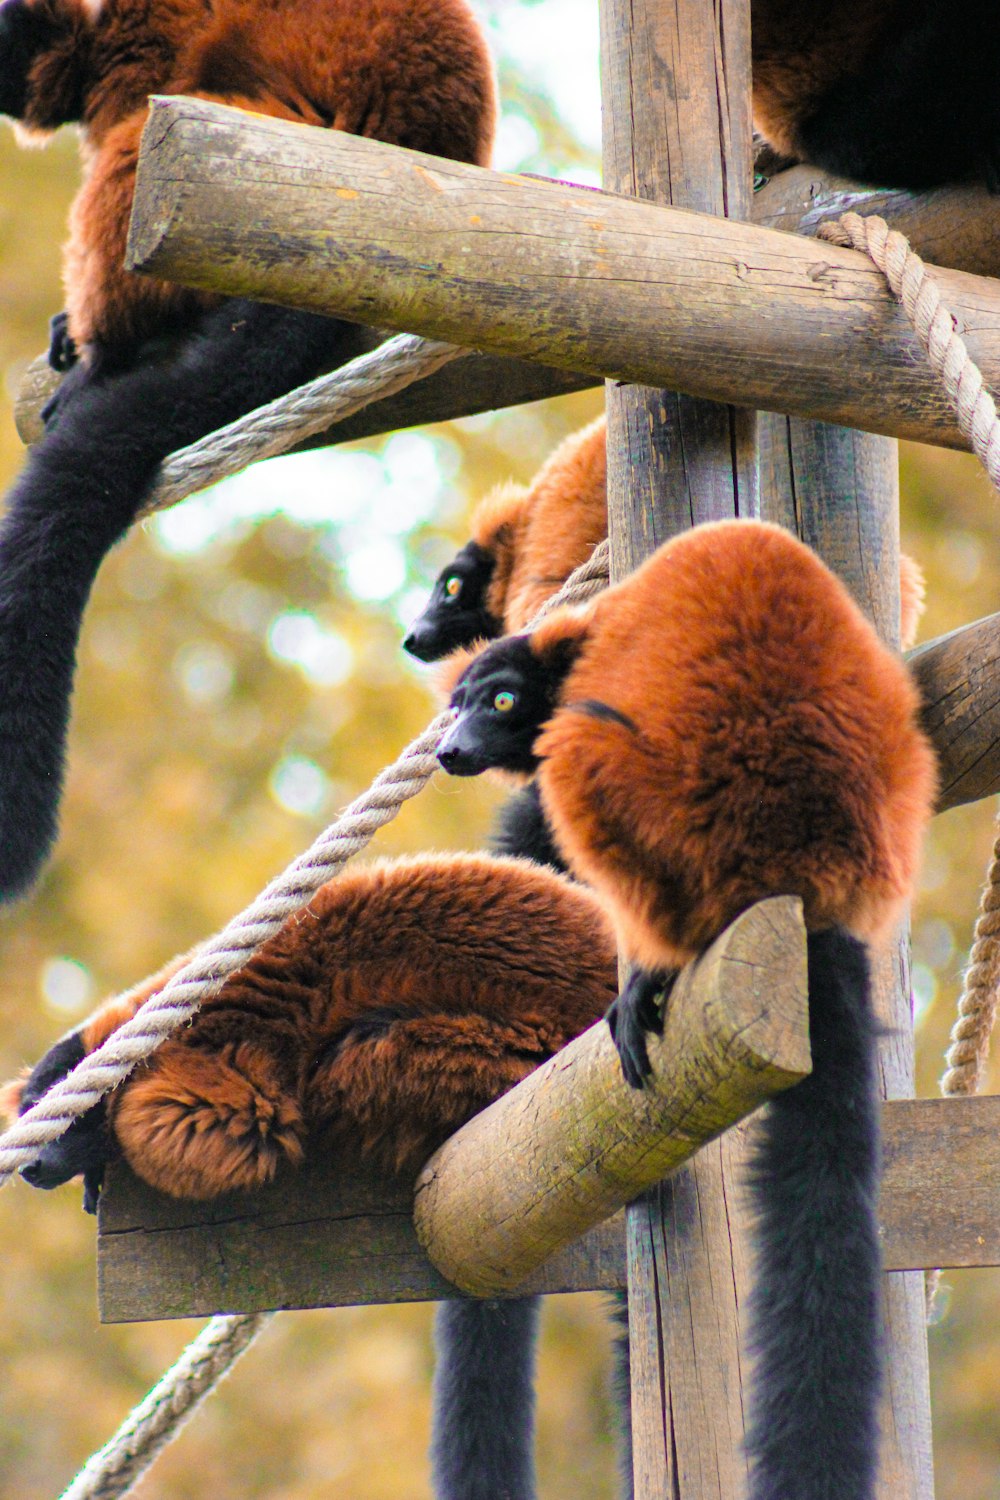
<box><xmin>471</xmin><ymin>413</ymin><xmax>923</xmax><ymax>648</ymax></box>
<box><xmin>5</xmin><ymin>855</ymin><xmax>616</xmax><ymax>1198</ymax></box>
<box><xmin>472</xmin><ymin>415</ymin><xmax>608</xmax><ymax>632</ymax></box>
<box><xmin>532</xmin><ymin>520</ymin><xmax>937</xmax><ymax>972</ymax></box>
<box><xmin>16</xmin><ymin>0</ymin><xmax>495</xmax><ymax>353</ymax></box>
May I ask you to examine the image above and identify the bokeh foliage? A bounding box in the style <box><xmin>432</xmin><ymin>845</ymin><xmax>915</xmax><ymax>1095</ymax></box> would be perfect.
<box><xmin>0</xmin><ymin>7</ymin><xmax>998</xmax><ymax>1496</ymax></box>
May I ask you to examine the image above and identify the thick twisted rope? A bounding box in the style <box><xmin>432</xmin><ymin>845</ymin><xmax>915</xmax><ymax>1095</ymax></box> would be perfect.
<box><xmin>819</xmin><ymin>212</ymin><xmax>1000</xmax><ymax>1316</ymax></box>
<box><xmin>941</xmin><ymin>813</ymin><xmax>1000</xmax><ymax>1099</ymax></box>
<box><xmin>59</xmin><ymin>1314</ymin><xmax>269</xmax><ymax>1500</ymax></box>
<box><xmin>143</xmin><ymin>334</ymin><xmax>466</xmax><ymax>515</ymax></box>
<box><xmin>818</xmin><ymin>212</ymin><xmax>1000</xmax><ymax>489</ymax></box>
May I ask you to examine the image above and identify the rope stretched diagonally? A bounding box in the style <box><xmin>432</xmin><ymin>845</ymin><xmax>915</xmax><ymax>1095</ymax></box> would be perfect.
<box><xmin>819</xmin><ymin>211</ymin><xmax>1000</xmax><ymax>1316</ymax></box>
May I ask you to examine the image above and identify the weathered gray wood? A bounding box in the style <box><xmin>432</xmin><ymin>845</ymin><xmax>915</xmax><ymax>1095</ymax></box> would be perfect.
<box><xmin>416</xmin><ymin>896</ymin><xmax>808</xmax><ymax>1293</ymax></box>
<box><xmin>124</xmin><ymin>96</ymin><xmax>1000</xmax><ymax>453</ymax></box>
<box><xmin>13</xmin><ymin>345</ymin><xmax>594</xmax><ymax>451</ymax></box>
<box><xmin>760</xmin><ymin>415</ymin><xmax>934</xmax><ymax>1498</ymax></box>
<box><xmin>96</xmin><ymin>1093</ymin><xmax>1000</xmax><ymax>1323</ymax></box>
<box><xmin>18</xmin><ymin>160</ymin><xmax>1000</xmax><ymax>453</ymax></box>
<box><xmin>910</xmin><ymin>611</ymin><xmax>1000</xmax><ymax>811</ymax></box>
<box><xmin>600</xmin><ymin>5</ymin><xmax>757</xmax><ymax>1496</ymax></box>
<box><xmin>96</xmin><ymin>1152</ymin><xmax>628</xmax><ymax>1323</ymax></box>
<box><xmin>752</xmin><ymin>165</ymin><xmax>1000</xmax><ymax>280</ymax></box>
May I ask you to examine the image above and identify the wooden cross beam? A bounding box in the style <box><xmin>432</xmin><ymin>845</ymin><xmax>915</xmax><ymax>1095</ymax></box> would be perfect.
<box><xmin>19</xmin><ymin>157</ymin><xmax>1000</xmax><ymax>451</ymax></box>
<box><xmin>123</xmin><ymin>96</ymin><xmax>1000</xmax><ymax>452</ymax></box>
<box><xmin>96</xmin><ymin>896</ymin><xmax>1000</xmax><ymax>1321</ymax></box>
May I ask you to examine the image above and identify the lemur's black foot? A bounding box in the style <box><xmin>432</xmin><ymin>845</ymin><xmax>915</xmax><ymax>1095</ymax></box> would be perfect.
<box><xmin>47</xmin><ymin>311</ymin><xmax>78</xmax><ymax>372</ymax></box>
<box><xmin>606</xmin><ymin>968</ymin><xmax>675</xmax><ymax>1089</ymax></box>
<box><xmin>17</xmin><ymin>1031</ymin><xmax>110</xmax><ymax>1213</ymax></box>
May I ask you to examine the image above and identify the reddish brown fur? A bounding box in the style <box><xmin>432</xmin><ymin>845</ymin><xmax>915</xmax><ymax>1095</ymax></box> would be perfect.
<box><xmin>750</xmin><ymin>1</ymin><xmax>894</xmax><ymax>157</ymax></box>
<box><xmin>898</xmin><ymin>550</ymin><xmax>925</xmax><ymax>651</ymax></box>
<box><xmin>7</xmin><ymin>855</ymin><xmax>616</xmax><ymax>1198</ymax></box>
<box><xmin>16</xmin><ymin>0</ymin><xmax>496</xmax><ymax>352</ymax></box>
<box><xmin>532</xmin><ymin>521</ymin><xmax>937</xmax><ymax>972</ymax></box>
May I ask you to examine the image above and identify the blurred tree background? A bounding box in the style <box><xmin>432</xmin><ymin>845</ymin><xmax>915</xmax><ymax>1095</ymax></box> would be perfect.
<box><xmin>0</xmin><ymin>2</ymin><xmax>998</xmax><ymax>1496</ymax></box>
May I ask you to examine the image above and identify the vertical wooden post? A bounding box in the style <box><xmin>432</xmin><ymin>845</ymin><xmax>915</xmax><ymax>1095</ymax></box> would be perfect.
<box><xmin>600</xmin><ymin>3</ymin><xmax>757</xmax><ymax>1497</ymax></box>
<box><xmin>760</xmin><ymin>416</ymin><xmax>935</xmax><ymax>1497</ymax></box>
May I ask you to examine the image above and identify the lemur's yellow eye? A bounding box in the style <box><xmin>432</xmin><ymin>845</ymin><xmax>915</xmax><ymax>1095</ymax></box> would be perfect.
<box><xmin>445</xmin><ymin>576</ymin><xmax>462</xmax><ymax>598</ymax></box>
<box><xmin>494</xmin><ymin>691</ymin><xmax>515</xmax><ymax>712</ymax></box>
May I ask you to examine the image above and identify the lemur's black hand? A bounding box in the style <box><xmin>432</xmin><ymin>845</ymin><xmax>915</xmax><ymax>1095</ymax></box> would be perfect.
<box><xmin>47</xmin><ymin>311</ymin><xmax>78</xmax><ymax>372</ymax></box>
<box><xmin>606</xmin><ymin>968</ymin><xmax>674</xmax><ymax>1090</ymax></box>
<box><xmin>17</xmin><ymin>1031</ymin><xmax>109</xmax><ymax>1214</ymax></box>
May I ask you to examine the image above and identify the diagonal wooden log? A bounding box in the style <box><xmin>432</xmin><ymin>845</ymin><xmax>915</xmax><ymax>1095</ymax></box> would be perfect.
<box><xmin>412</xmin><ymin>896</ymin><xmax>810</xmax><ymax>1296</ymax></box>
<box><xmin>124</xmin><ymin>97</ymin><xmax>1000</xmax><ymax>453</ymax></box>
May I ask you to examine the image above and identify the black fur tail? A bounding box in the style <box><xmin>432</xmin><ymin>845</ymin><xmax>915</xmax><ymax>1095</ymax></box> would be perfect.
<box><xmin>0</xmin><ymin>302</ymin><xmax>367</xmax><ymax>902</ymax></box>
<box><xmin>745</xmin><ymin>926</ymin><xmax>882</xmax><ymax>1500</ymax></box>
<box><xmin>431</xmin><ymin>1297</ymin><xmax>540</xmax><ymax>1500</ymax></box>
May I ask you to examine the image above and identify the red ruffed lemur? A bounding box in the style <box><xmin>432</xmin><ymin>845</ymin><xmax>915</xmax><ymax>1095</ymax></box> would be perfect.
<box><xmin>4</xmin><ymin>852</ymin><xmax>619</xmax><ymax>1500</ymax></box>
<box><xmin>0</xmin><ymin>0</ymin><xmax>496</xmax><ymax>904</ymax></box>
<box><xmin>751</xmin><ymin>1</ymin><xmax>1000</xmax><ymax>190</ymax></box>
<box><xmin>406</xmin><ymin>412</ymin><xmax>926</xmax><ymax>664</ymax></box>
<box><xmin>437</xmin><ymin>518</ymin><xmax>938</xmax><ymax>1500</ymax></box>
<box><xmin>405</xmin><ymin>414</ymin><xmax>608</xmax><ymax>661</ymax></box>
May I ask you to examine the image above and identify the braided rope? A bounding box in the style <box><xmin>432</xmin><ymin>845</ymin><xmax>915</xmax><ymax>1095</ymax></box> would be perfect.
<box><xmin>143</xmin><ymin>334</ymin><xmax>466</xmax><ymax>515</ymax></box>
<box><xmin>59</xmin><ymin>1314</ymin><xmax>268</xmax><ymax>1500</ymax></box>
<box><xmin>819</xmin><ymin>213</ymin><xmax>1000</xmax><ymax>1318</ymax></box>
<box><xmin>817</xmin><ymin>213</ymin><xmax>1000</xmax><ymax>489</ymax></box>
<box><xmin>10</xmin><ymin>539</ymin><xmax>613</xmax><ymax>1500</ymax></box>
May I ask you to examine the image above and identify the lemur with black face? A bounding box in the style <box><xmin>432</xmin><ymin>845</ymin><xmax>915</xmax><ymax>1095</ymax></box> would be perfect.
<box><xmin>0</xmin><ymin>0</ymin><xmax>496</xmax><ymax>904</ymax></box>
<box><xmin>405</xmin><ymin>412</ymin><xmax>925</xmax><ymax>665</ymax></box>
<box><xmin>438</xmin><ymin>518</ymin><xmax>937</xmax><ymax>1500</ymax></box>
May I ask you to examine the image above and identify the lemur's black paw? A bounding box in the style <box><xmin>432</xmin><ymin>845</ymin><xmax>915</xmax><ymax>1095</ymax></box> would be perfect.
<box><xmin>17</xmin><ymin>1031</ymin><xmax>109</xmax><ymax>1213</ymax></box>
<box><xmin>47</xmin><ymin>311</ymin><xmax>78</xmax><ymax>372</ymax></box>
<box><xmin>606</xmin><ymin>969</ymin><xmax>673</xmax><ymax>1090</ymax></box>
<box><xmin>40</xmin><ymin>358</ymin><xmax>94</xmax><ymax>427</ymax></box>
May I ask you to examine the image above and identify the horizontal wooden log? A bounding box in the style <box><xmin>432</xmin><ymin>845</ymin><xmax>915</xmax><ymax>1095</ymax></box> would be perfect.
<box><xmin>413</xmin><ymin>897</ymin><xmax>810</xmax><ymax>1295</ymax></box>
<box><xmin>95</xmin><ymin>1089</ymin><xmax>1000</xmax><ymax>1321</ymax></box>
<box><xmin>910</xmin><ymin>611</ymin><xmax>1000</xmax><ymax>811</ymax></box>
<box><xmin>18</xmin><ymin>157</ymin><xmax>1000</xmax><ymax>451</ymax></box>
<box><xmin>97</xmin><ymin>1152</ymin><xmax>627</xmax><ymax>1323</ymax></box>
<box><xmin>125</xmin><ymin>97</ymin><xmax>1000</xmax><ymax>451</ymax></box>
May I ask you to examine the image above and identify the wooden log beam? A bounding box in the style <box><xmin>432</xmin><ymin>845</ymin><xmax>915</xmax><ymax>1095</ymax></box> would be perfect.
<box><xmin>413</xmin><ymin>897</ymin><xmax>810</xmax><ymax>1296</ymax></box>
<box><xmin>125</xmin><ymin>96</ymin><xmax>1000</xmax><ymax>453</ymax></box>
<box><xmin>17</xmin><ymin>160</ymin><xmax>1000</xmax><ymax>452</ymax></box>
<box><xmin>911</xmin><ymin>611</ymin><xmax>1000</xmax><ymax>811</ymax></box>
<box><xmin>95</xmin><ymin>1093</ymin><xmax>1000</xmax><ymax>1322</ymax></box>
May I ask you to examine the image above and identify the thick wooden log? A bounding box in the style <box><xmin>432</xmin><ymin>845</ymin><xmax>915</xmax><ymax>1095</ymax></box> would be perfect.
<box><xmin>95</xmin><ymin>1094</ymin><xmax>1000</xmax><ymax>1323</ymax></box>
<box><xmin>413</xmin><ymin>897</ymin><xmax>810</xmax><ymax>1296</ymax></box>
<box><xmin>124</xmin><ymin>96</ymin><xmax>1000</xmax><ymax>452</ymax></box>
<box><xmin>17</xmin><ymin>159</ymin><xmax>1000</xmax><ymax>451</ymax></box>
<box><xmin>911</xmin><ymin>611</ymin><xmax>1000</xmax><ymax>811</ymax></box>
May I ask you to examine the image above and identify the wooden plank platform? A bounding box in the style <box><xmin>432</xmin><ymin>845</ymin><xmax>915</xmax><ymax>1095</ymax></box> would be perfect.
<box><xmin>97</xmin><ymin>1095</ymin><xmax>1000</xmax><ymax>1323</ymax></box>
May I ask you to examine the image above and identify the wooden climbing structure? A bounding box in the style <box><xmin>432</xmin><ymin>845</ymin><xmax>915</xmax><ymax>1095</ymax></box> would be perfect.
<box><xmin>9</xmin><ymin>2</ymin><xmax>1000</xmax><ymax>1497</ymax></box>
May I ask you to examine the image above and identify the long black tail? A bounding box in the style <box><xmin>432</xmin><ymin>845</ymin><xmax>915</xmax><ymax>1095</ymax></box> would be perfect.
<box><xmin>427</xmin><ymin>787</ymin><xmax>634</xmax><ymax>1500</ymax></box>
<box><xmin>431</xmin><ymin>1297</ymin><xmax>540</xmax><ymax>1500</ymax></box>
<box><xmin>0</xmin><ymin>303</ymin><xmax>368</xmax><ymax>902</ymax></box>
<box><xmin>745</xmin><ymin>925</ymin><xmax>882</xmax><ymax>1500</ymax></box>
